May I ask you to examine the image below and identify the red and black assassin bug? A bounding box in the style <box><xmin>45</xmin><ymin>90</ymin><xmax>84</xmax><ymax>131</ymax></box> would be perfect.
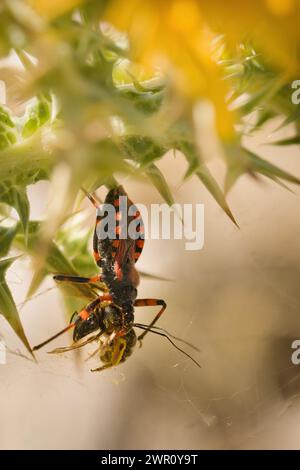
<box><xmin>33</xmin><ymin>186</ymin><xmax>201</xmax><ymax>371</ymax></box>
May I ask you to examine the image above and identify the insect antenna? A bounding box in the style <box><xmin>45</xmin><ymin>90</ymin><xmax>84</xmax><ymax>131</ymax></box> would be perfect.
<box><xmin>81</xmin><ymin>187</ymin><xmax>102</xmax><ymax>207</ymax></box>
<box><xmin>134</xmin><ymin>323</ymin><xmax>200</xmax><ymax>352</ymax></box>
<box><xmin>134</xmin><ymin>324</ymin><xmax>201</xmax><ymax>369</ymax></box>
<box><xmin>32</xmin><ymin>323</ymin><xmax>75</xmax><ymax>351</ymax></box>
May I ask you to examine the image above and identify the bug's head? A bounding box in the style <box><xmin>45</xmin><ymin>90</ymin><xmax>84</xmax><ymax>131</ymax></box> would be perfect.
<box><xmin>102</xmin><ymin>304</ymin><xmax>123</xmax><ymax>330</ymax></box>
<box><xmin>102</xmin><ymin>303</ymin><xmax>134</xmax><ymax>332</ymax></box>
<box><xmin>73</xmin><ymin>310</ymin><xmax>102</xmax><ymax>342</ymax></box>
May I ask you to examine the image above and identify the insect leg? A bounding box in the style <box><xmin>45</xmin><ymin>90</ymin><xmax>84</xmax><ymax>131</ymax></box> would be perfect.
<box><xmin>134</xmin><ymin>299</ymin><xmax>167</xmax><ymax>341</ymax></box>
<box><xmin>53</xmin><ymin>274</ymin><xmax>103</xmax><ymax>284</ymax></box>
<box><xmin>91</xmin><ymin>363</ymin><xmax>112</xmax><ymax>373</ymax></box>
<box><xmin>32</xmin><ymin>294</ymin><xmax>112</xmax><ymax>351</ymax></box>
<box><xmin>78</xmin><ymin>294</ymin><xmax>112</xmax><ymax>320</ymax></box>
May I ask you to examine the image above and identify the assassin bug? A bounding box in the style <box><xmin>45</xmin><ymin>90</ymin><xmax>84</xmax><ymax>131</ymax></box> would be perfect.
<box><xmin>33</xmin><ymin>186</ymin><xmax>201</xmax><ymax>371</ymax></box>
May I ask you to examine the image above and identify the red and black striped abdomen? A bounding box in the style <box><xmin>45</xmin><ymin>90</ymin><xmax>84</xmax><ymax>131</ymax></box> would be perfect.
<box><xmin>95</xmin><ymin>186</ymin><xmax>145</xmax><ymax>270</ymax></box>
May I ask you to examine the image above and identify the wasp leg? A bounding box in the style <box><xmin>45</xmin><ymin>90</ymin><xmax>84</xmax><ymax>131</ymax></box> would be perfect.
<box><xmin>53</xmin><ymin>274</ymin><xmax>102</xmax><ymax>283</ymax></box>
<box><xmin>85</xmin><ymin>346</ymin><xmax>101</xmax><ymax>361</ymax></box>
<box><xmin>49</xmin><ymin>332</ymin><xmax>102</xmax><ymax>354</ymax></box>
<box><xmin>134</xmin><ymin>299</ymin><xmax>167</xmax><ymax>341</ymax></box>
<box><xmin>91</xmin><ymin>364</ymin><xmax>112</xmax><ymax>373</ymax></box>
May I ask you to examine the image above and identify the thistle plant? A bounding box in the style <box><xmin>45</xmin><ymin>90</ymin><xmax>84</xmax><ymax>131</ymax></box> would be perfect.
<box><xmin>0</xmin><ymin>0</ymin><xmax>299</xmax><ymax>355</ymax></box>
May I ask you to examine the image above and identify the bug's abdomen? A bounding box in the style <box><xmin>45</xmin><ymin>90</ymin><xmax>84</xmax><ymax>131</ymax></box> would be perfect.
<box><xmin>96</xmin><ymin>186</ymin><xmax>145</xmax><ymax>264</ymax></box>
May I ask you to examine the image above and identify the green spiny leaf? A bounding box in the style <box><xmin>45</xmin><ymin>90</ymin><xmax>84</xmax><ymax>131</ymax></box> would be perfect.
<box><xmin>276</xmin><ymin>107</ymin><xmax>300</xmax><ymax>130</ymax></box>
<box><xmin>244</xmin><ymin>149</ymin><xmax>300</xmax><ymax>185</ymax></box>
<box><xmin>0</xmin><ymin>106</ymin><xmax>15</xmax><ymax>129</ymax></box>
<box><xmin>57</xmin><ymin>225</ymin><xmax>95</xmax><ymax>277</ymax></box>
<box><xmin>14</xmin><ymin>221</ymin><xmax>97</xmax><ymax>302</ymax></box>
<box><xmin>224</xmin><ymin>164</ymin><xmax>244</xmax><ymax>194</ymax></box>
<box><xmin>0</xmin><ymin>223</ymin><xmax>17</xmax><ymax>257</ymax></box>
<box><xmin>117</xmin><ymin>86</ymin><xmax>165</xmax><ymax>115</ymax></box>
<box><xmin>196</xmin><ymin>165</ymin><xmax>238</xmax><ymax>226</ymax></box>
<box><xmin>0</xmin><ymin>105</ymin><xmax>18</xmax><ymax>150</ymax></box>
<box><xmin>120</xmin><ymin>135</ymin><xmax>166</xmax><ymax>166</ymax></box>
<box><xmin>0</xmin><ymin>256</ymin><xmax>33</xmax><ymax>356</ymax></box>
<box><xmin>236</xmin><ymin>86</ymin><xmax>269</xmax><ymax>115</ymax></box>
<box><xmin>253</xmin><ymin>109</ymin><xmax>277</xmax><ymax>132</ymax></box>
<box><xmin>178</xmin><ymin>139</ymin><xmax>237</xmax><ymax>225</ymax></box>
<box><xmin>22</xmin><ymin>96</ymin><xmax>52</xmax><ymax>139</ymax></box>
<box><xmin>0</xmin><ymin>183</ymin><xmax>30</xmax><ymax>236</ymax></box>
<box><xmin>176</xmin><ymin>140</ymin><xmax>200</xmax><ymax>179</ymax></box>
<box><xmin>138</xmin><ymin>270</ymin><xmax>174</xmax><ymax>282</ymax></box>
<box><xmin>266</xmin><ymin>136</ymin><xmax>300</xmax><ymax>146</ymax></box>
<box><xmin>145</xmin><ymin>163</ymin><xmax>175</xmax><ymax>206</ymax></box>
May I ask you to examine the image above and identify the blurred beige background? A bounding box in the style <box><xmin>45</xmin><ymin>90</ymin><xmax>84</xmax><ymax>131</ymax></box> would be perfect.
<box><xmin>1</xmin><ymin>120</ymin><xmax>300</xmax><ymax>450</ymax></box>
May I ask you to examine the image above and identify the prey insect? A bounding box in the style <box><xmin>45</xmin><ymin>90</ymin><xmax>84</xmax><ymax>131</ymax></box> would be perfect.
<box><xmin>33</xmin><ymin>186</ymin><xmax>201</xmax><ymax>371</ymax></box>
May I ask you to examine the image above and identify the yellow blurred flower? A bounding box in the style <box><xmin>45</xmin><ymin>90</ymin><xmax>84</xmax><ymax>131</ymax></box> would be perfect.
<box><xmin>26</xmin><ymin>0</ymin><xmax>300</xmax><ymax>141</ymax></box>
<box><xmin>265</xmin><ymin>0</ymin><xmax>295</xmax><ymax>16</ymax></box>
<box><xmin>200</xmin><ymin>0</ymin><xmax>300</xmax><ymax>73</ymax></box>
<box><xmin>27</xmin><ymin>0</ymin><xmax>83</xmax><ymax>19</ymax></box>
<box><xmin>103</xmin><ymin>0</ymin><xmax>300</xmax><ymax>140</ymax></box>
<box><xmin>103</xmin><ymin>0</ymin><xmax>236</xmax><ymax>140</ymax></box>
